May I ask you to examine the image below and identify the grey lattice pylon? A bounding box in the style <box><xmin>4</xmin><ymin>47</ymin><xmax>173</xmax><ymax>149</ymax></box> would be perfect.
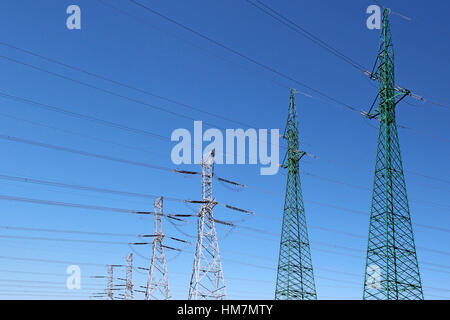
<box><xmin>188</xmin><ymin>150</ymin><xmax>226</xmax><ymax>300</ymax></box>
<box><xmin>107</xmin><ymin>265</ymin><xmax>114</xmax><ymax>300</ymax></box>
<box><xmin>145</xmin><ymin>196</ymin><xmax>171</xmax><ymax>300</ymax></box>
<box><xmin>125</xmin><ymin>253</ymin><xmax>134</xmax><ymax>300</ymax></box>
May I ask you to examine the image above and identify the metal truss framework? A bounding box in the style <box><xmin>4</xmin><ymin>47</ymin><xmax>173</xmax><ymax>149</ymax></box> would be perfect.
<box><xmin>188</xmin><ymin>150</ymin><xmax>226</xmax><ymax>300</ymax></box>
<box><xmin>363</xmin><ymin>9</ymin><xmax>423</xmax><ymax>300</ymax></box>
<box><xmin>275</xmin><ymin>89</ymin><xmax>317</xmax><ymax>300</ymax></box>
<box><xmin>107</xmin><ymin>265</ymin><xmax>114</xmax><ymax>300</ymax></box>
<box><xmin>145</xmin><ymin>196</ymin><xmax>171</xmax><ymax>300</ymax></box>
<box><xmin>125</xmin><ymin>253</ymin><xmax>134</xmax><ymax>300</ymax></box>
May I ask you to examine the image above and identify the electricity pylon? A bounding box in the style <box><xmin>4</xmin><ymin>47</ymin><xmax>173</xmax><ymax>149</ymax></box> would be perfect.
<box><xmin>107</xmin><ymin>265</ymin><xmax>114</xmax><ymax>300</ymax></box>
<box><xmin>363</xmin><ymin>9</ymin><xmax>423</xmax><ymax>300</ymax></box>
<box><xmin>275</xmin><ymin>89</ymin><xmax>317</xmax><ymax>300</ymax></box>
<box><xmin>125</xmin><ymin>253</ymin><xmax>134</xmax><ymax>300</ymax></box>
<box><xmin>188</xmin><ymin>149</ymin><xmax>226</xmax><ymax>300</ymax></box>
<box><xmin>145</xmin><ymin>196</ymin><xmax>171</xmax><ymax>300</ymax></box>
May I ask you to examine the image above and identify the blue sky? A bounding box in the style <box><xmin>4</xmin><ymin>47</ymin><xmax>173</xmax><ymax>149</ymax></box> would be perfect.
<box><xmin>0</xmin><ymin>0</ymin><xmax>448</xmax><ymax>299</ymax></box>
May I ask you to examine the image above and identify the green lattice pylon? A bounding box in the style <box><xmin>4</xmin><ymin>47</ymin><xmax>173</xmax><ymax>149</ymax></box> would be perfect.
<box><xmin>275</xmin><ymin>89</ymin><xmax>317</xmax><ymax>300</ymax></box>
<box><xmin>363</xmin><ymin>9</ymin><xmax>423</xmax><ymax>300</ymax></box>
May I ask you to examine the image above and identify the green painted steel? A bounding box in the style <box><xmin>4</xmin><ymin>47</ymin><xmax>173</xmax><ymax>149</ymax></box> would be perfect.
<box><xmin>363</xmin><ymin>9</ymin><xmax>424</xmax><ymax>300</ymax></box>
<box><xmin>275</xmin><ymin>89</ymin><xmax>317</xmax><ymax>300</ymax></box>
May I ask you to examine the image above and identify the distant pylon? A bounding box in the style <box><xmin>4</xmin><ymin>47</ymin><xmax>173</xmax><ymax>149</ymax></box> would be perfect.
<box><xmin>145</xmin><ymin>196</ymin><xmax>171</xmax><ymax>300</ymax></box>
<box><xmin>125</xmin><ymin>253</ymin><xmax>134</xmax><ymax>300</ymax></box>
<box><xmin>107</xmin><ymin>265</ymin><xmax>114</xmax><ymax>300</ymax></box>
<box><xmin>275</xmin><ymin>89</ymin><xmax>317</xmax><ymax>300</ymax></box>
<box><xmin>188</xmin><ymin>149</ymin><xmax>226</xmax><ymax>300</ymax></box>
<box><xmin>363</xmin><ymin>9</ymin><xmax>423</xmax><ymax>300</ymax></box>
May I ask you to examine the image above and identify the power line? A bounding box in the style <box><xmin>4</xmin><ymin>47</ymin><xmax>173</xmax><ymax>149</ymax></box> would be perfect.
<box><xmin>129</xmin><ymin>0</ymin><xmax>450</xmax><ymax>117</ymax></box>
<box><xmin>0</xmin><ymin>1</ymin><xmax>446</xmax><ymax>298</ymax></box>
<box><xmin>1</xmin><ymin>52</ymin><xmax>447</xmax><ymax>159</ymax></box>
<box><xmin>0</xmin><ymin>131</ymin><xmax>258</xmax><ymax>194</ymax></box>
<box><xmin>0</xmin><ymin>252</ymin><xmax>447</xmax><ymax>299</ymax></box>
<box><xmin>132</xmin><ymin>245</ymin><xmax>450</xmax><ymax>298</ymax></box>
<box><xmin>0</xmin><ymin>255</ymin><xmax>107</xmax><ymax>267</ymax></box>
<box><xmin>94</xmin><ymin>0</ymin><xmax>293</xmax><ymax>92</ymax></box>
<box><xmin>0</xmin><ymin>110</ymin><xmax>167</xmax><ymax>160</ymax></box>
<box><xmin>128</xmin><ymin>0</ymin><xmax>361</xmax><ymax>113</ymax></box>
<box><xmin>5</xmin><ymin>167</ymin><xmax>443</xmax><ymax>238</ymax></box>
<box><xmin>107</xmin><ymin>0</ymin><xmax>450</xmax><ymax>128</ymax></box>
<box><xmin>231</xmin><ymin>232</ymin><xmax>450</xmax><ymax>273</ymax></box>
<box><xmin>0</xmin><ymin>133</ymin><xmax>173</xmax><ymax>172</ymax></box>
<box><xmin>374</xmin><ymin>0</ymin><xmax>450</xmax><ymax>37</ymax></box>
<box><xmin>0</xmin><ymin>172</ymin><xmax>254</xmax><ymax>217</ymax></box>
<box><xmin>0</xmin><ymin>24</ymin><xmax>292</xmax><ymax>157</ymax></box>
<box><xmin>0</xmin><ymin>225</ymin><xmax>135</xmax><ymax>238</ymax></box>
<box><xmin>15</xmin><ymin>155</ymin><xmax>444</xmax><ymax>238</ymax></box>
<box><xmin>0</xmin><ymin>255</ymin><xmax>149</xmax><ymax>276</ymax></box>
<box><xmin>299</xmin><ymin>152</ymin><xmax>450</xmax><ymax>190</ymax></box>
<box><xmin>3</xmin><ymin>4</ymin><xmax>441</xmax><ymax>154</ymax></box>
<box><xmin>226</xmin><ymin>244</ymin><xmax>450</xmax><ymax>278</ymax></box>
<box><xmin>0</xmin><ymin>54</ymin><xmax>205</xmax><ymax>125</ymax></box>
<box><xmin>0</xmin><ymin>234</ymin><xmax>131</xmax><ymax>246</ymax></box>
<box><xmin>0</xmin><ymin>289</ymin><xmax>95</xmax><ymax>296</ymax></box>
<box><xmin>150</xmin><ymin>233</ymin><xmax>450</xmax><ymax>278</ymax></box>
<box><xmin>103</xmin><ymin>1</ymin><xmax>450</xmax><ymax>152</ymax></box>
<box><xmin>0</xmin><ymin>278</ymin><xmax>103</xmax><ymax>287</ymax></box>
<box><xmin>211</xmin><ymin>178</ymin><xmax>450</xmax><ymax>234</ymax></box>
<box><xmin>2</xmin><ymin>234</ymin><xmax>129</xmax><ymax>257</ymax></box>
<box><xmin>0</xmin><ymin>90</ymin><xmax>262</xmax><ymax>162</ymax></box>
<box><xmin>0</xmin><ymin>269</ymin><xmax>106</xmax><ymax>279</ymax></box>
<box><xmin>150</xmin><ymin>208</ymin><xmax>450</xmax><ymax>274</ymax></box>
<box><xmin>0</xmin><ymin>194</ymin><xmax>183</xmax><ymax>220</ymax></box>
<box><xmin>0</xmin><ymin>51</ymin><xmax>292</xmax><ymax>158</ymax></box>
<box><xmin>7</xmin><ymin>255</ymin><xmax>450</xmax><ymax>297</ymax></box>
<box><xmin>0</xmin><ymin>41</ymin><xmax>256</xmax><ymax>129</ymax></box>
<box><xmin>407</xmin><ymin>90</ymin><xmax>450</xmax><ymax>111</ymax></box>
<box><xmin>0</xmin><ymin>173</ymin><xmax>170</xmax><ymax>202</ymax></box>
<box><xmin>0</xmin><ymin>91</ymin><xmax>168</xmax><ymax>142</ymax></box>
<box><xmin>244</xmin><ymin>0</ymin><xmax>368</xmax><ymax>73</ymax></box>
<box><xmin>0</xmin><ymin>198</ymin><xmax>198</xmax><ymax>235</ymax></box>
<box><xmin>0</xmin><ymin>51</ymin><xmax>282</xmax><ymax>158</ymax></box>
<box><xmin>301</xmin><ymin>171</ymin><xmax>450</xmax><ymax>209</ymax></box>
<box><xmin>245</xmin><ymin>0</ymin><xmax>450</xmax><ymax>113</ymax></box>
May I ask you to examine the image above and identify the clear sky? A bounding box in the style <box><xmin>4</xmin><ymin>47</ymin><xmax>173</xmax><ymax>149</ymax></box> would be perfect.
<box><xmin>0</xmin><ymin>0</ymin><xmax>448</xmax><ymax>300</ymax></box>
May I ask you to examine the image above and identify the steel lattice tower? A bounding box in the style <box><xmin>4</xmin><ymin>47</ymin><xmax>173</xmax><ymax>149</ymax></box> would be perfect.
<box><xmin>145</xmin><ymin>196</ymin><xmax>171</xmax><ymax>300</ymax></box>
<box><xmin>125</xmin><ymin>253</ymin><xmax>134</xmax><ymax>300</ymax></box>
<box><xmin>188</xmin><ymin>150</ymin><xmax>226</xmax><ymax>300</ymax></box>
<box><xmin>275</xmin><ymin>89</ymin><xmax>317</xmax><ymax>300</ymax></box>
<box><xmin>107</xmin><ymin>265</ymin><xmax>114</xmax><ymax>300</ymax></box>
<box><xmin>363</xmin><ymin>9</ymin><xmax>423</xmax><ymax>300</ymax></box>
